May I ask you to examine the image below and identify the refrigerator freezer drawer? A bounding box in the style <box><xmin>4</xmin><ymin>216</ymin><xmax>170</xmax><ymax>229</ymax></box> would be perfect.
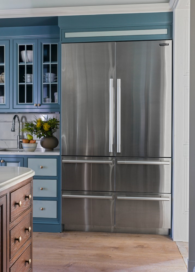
<box><xmin>115</xmin><ymin>194</ymin><xmax>171</xmax><ymax>234</ymax></box>
<box><xmin>116</xmin><ymin>158</ymin><xmax>171</xmax><ymax>194</ymax></box>
<box><xmin>62</xmin><ymin>157</ymin><xmax>114</xmax><ymax>191</ymax></box>
<box><xmin>62</xmin><ymin>192</ymin><xmax>114</xmax><ymax>231</ymax></box>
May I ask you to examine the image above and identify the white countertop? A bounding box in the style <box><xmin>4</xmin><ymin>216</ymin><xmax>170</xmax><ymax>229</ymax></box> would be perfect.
<box><xmin>0</xmin><ymin>148</ymin><xmax>60</xmax><ymax>156</ymax></box>
<box><xmin>0</xmin><ymin>167</ymin><xmax>35</xmax><ymax>192</ymax></box>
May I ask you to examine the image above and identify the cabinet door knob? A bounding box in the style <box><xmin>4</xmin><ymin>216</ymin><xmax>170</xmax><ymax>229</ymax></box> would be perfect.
<box><xmin>25</xmin><ymin>226</ymin><xmax>31</xmax><ymax>232</ymax></box>
<box><xmin>40</xmin><ymin>166</ymin><xmax>43</xmax><ymax>169</ymax></box>
<box><xmin>25</xmin><ymin>194</ymin><xmax>32</xmax><ymax>200</ymax></box>
<box><xmin>40</xmin><ymin>207</ymin><xmax>44</xmax><ymax>211</ymax></box>
<box><xmin>25</xmin><ymin>259</ymin><xmax>31</xmax><ymax>265</ymax></box>
<box><xmin>1</xmin><ymin>160</ymin><xmax>4</xmax><ymax>163</ymax></box>
<box><xmin>34</xmin><ymin>103</ymin><xmax>37</xmax><ymax>106</ymax></box>
<box><xmin>38</xmin><ymin>103</ymin><xmax>41</xmax><ymax>107</ymax></box>
<box><xmin>15</xmin><ymin>201</ymin><xmax>22</xmax><ymax>207</ymax></box>
<box><xmin>15</xmin><ymin>236</ymin><xmax>22</xmax><ymax>243</ymax></box>
<box><xmin>40</xmin><ymin>187</ymin><xmax>44</xmax><ymax>190</ymax></box>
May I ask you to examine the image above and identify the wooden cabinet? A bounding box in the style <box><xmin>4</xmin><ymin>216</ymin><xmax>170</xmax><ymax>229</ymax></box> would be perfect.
<box><xmin>0</xmin><ymin>177</ymin><xmax>33</xmax><ymax>272</ymax></box>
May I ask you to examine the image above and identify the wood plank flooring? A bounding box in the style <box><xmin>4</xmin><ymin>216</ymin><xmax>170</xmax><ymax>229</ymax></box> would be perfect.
<box><xmin>33</xmin><ymin>232</ymin><xmax>187</xmax><ymax>272</ymax></box>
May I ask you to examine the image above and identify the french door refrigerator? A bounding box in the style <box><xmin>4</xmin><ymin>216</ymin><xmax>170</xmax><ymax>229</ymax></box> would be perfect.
<box><xmin>61</xmin><ymin>41</ymin><xmax>172</xmax><ymax>234</ymax></box>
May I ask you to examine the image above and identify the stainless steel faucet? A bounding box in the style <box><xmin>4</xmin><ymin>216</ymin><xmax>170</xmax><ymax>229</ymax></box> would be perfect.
<box><xmin>11</xmin><ymin>115</ymin><xmax>23</xmax><ymax>149</ymax></box>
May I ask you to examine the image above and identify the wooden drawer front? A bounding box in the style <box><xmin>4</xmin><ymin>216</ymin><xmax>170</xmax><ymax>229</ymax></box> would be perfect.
<box><xmin>33</xmin><ymin>200</ymin><xmax>57</xmax><ymax>218</ymax></box>
<box><xmin>11</xmin><ymin>183</ymin><xmax>31</xmax><ymax>222</ymax></box>
<box><xmin>28</xmin><ymin>158</ymin><xmax>57</xmax><ymax>176</ymax></box>
<box><xmin>33</xmin><ymin>179</ymin><xmax>57</xmax><ymax>197</ymax></box>
<box><xmin>10</xmin><ymin>245</ymin><xmax>32</xmax><ymax>272</ymax></box>
<box><xmin>10</xmin><ymin>213</ymin><xmax>32</xmax><ymax>260</ymax></box>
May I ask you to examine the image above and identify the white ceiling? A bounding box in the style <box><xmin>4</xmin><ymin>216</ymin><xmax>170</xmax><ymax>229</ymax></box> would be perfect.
<box><xmin>0</xmin><ymin>0</ymin><xmax>170</xmax><ymax>10</ymax></box>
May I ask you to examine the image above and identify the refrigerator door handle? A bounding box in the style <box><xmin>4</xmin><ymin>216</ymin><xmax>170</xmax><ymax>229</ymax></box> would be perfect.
<box><xmin>109</xmin><ymin>78</ymin><xmax>114</xmax><ymax>153</ymax></box>
<box><xmin>62</xmin><ymin>159</ymin><xmax>113</xmax><ymax>164</ymax></box>
<box><xmin>117</xmin><ymin>160</ymin><xmax>170</xmax><ymax>165</ymax></box>
<box><xmin>62</xmin><ymin>194</ymin><xmax>113</xmax><ymax>200</ymax></box>
<box><xmin>117</xmin><ymin>79</ymin><xmax>121</xmax><ymax>153</ymax></box>
<box><xmin>116</xmin><ymin>196</ymin><xmax>170</xmax><ymax>201</ymax></box>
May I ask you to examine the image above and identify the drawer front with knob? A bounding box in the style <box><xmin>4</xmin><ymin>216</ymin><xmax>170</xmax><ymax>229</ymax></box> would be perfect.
<box><xmin>33</xmin><ymin>179</ymin><xmax>57</xmax><ymax>197</ymax></box>
<box><xmin>10</xmin><ymin>244</ymin><xmax>32</xmax><ymax>272</ymax></box>
<box><xmin>28</xmin><ymin>158</ymin><xmax>57</xmax><ymax>176</ymax></box>
<box><xmin>10</xmin><ymin>212</ymin><xmax>32</xmax><ymax>259</ymax></box>
<box><xmin>11</xmin><ymin>183</ymin><xmax>32</xmax><ymax>222</ymax></box>
<box><xmin>33</xmin><ymin>200</ymin><xmax>57</xmax><ymax>218</ymax></box>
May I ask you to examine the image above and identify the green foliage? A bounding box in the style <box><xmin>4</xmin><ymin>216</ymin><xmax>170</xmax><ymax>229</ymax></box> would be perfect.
<box><xmin>22</xmin><ymin>117</ymin><xmax>59</xmax><ymax>139</ymax></box>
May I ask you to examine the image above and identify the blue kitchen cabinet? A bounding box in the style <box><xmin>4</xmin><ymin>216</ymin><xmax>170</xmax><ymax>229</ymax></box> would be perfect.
<box><xmin>0</xmin><ymin>157</ymin><xmax>24</xmax><ymax>166</ymax></box>
<box><xmin>0</xmin><ymin>40</ymin><xmax>10</xmax><ymax>112</ymax></box>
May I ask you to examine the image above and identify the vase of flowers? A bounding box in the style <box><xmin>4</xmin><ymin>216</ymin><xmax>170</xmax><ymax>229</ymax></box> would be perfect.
<box><xmin>22</xmin><ymin>117</ymin><xmax>59</xmax><ymax>151</ymax></box>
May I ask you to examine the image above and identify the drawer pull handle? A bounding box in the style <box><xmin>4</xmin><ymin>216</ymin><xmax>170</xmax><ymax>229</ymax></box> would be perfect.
<box><xmin>40</xmin><ymin>187</ymin><xmax>44</xmax><ymax>190</ymax></box>
<box><xmin>38</xmin><ymin>103</ymin><xmax>41</xmax><ymax>107</ymax></box>
<box><xmin>0</xmin><ymin>160</ymin><xmax>4</xmax><ymax>163</ymax></box>
<box><xmin>25</xmin><ymin>194</ymin><xmax>32</xmax><ymax>200</ymax></box>
<box><xmin>40</xmin><ymin>166</ymin><xmax>43</xmax><ymax>169</ymax></box>
<box><xmin>15</xmin><ymin>201</ymin><xmax>22</xmax><ymax>207</ymax></box>
<box><xmin>34</xmin><ymin>103</ymin><xmax>37</xmax><ymax>106</ymax></box>
<box><xmin>15</xmin><ymin>236</ymin><xmax>22</xmax><ymax>243</ymax></box>
<box><xmin>25</xmin><ymin>259</ymin><xmax>31</xmax><ymax>265</ymax></box>
<box><xmin>25</xmin><ymin>226</ymin><xmax>31</xmax><ymax>232</ymax></box>
<box><xmin>40</xmin><ymin>207</ymin><xmax>44</xmax><ymax>211</ymax></box>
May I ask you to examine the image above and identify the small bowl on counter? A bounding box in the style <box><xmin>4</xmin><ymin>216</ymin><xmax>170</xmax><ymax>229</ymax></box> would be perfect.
<box><xmin>22</xmin><ymin>143</ymin><xmax>37</xmax><ymax>152</ymax></box>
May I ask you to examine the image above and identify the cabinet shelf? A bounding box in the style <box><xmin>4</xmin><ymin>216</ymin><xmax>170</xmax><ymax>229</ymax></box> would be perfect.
<box><xmin>43</xmin><ymin>62</ymin><xmax>58</xmax><ymax>65</ymax></box>
<box><xmin>19</xmin><ymin>62</ymin><xmax>33</xmax><ymax>65</ymax></box>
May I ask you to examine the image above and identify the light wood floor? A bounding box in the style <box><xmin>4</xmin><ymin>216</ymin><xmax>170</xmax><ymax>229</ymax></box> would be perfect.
<box><xmin>33</xmin><ymin>232</ymin><xmax>187</xmax><ymax>272</ymax></box>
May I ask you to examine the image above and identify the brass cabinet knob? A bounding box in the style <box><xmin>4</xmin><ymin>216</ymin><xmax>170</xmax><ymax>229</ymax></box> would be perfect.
<box><xmin>25</xmin><ymin>194</ymin><xmax>32</xmax><ymax>200</ymax></box>
<box><xmin>40</xmin><ymin>166</ymin><xmax>43</xmax><ymax>169</ymax></box>
<box><xmin>25</xmin><ymin>259</ymin><xmax>31</xmax><ymax>265</ymax></box>
<box><xmin>1</xmin><ymin>160</ymin><xmax>4</xmax><ymax>163</ymax></box>
<box><xmin>15</xmin><ymin>201</ymin><xmax>22</xmax><ymax>207</ymax></box>
<box><xmin>40</xmin><ymin>187</ymin><xmax>44</xmax><ymax>190</ymax></box>
<box><xmin>15</xmin><ymin>236</ymin><xmax>22</xmax><ymax>243</ymax></box>
<box><xmin>38</xmin><ymin>103</ymin><xmax>41</xmax><ymax>107</ymax></box>
<box><xmin>40</xmin><ymin>207</ymin><xmax>44</xmax><ymax>211</ymax></box>
<box><xmin>25</xmin><ymin>226</ymin><xmax>31</xmax><ymax>232</ymax></box>
<box><xmin>34</xmin><ymin>103</ymin><xmax>37</xmax><ymax>106</ymax></box>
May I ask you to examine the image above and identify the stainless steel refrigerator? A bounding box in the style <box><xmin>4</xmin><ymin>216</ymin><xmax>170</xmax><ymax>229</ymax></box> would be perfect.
<box><xmin>61</xmin><ymin>41</ymin><xmax>172</xmax><ymax>234</ymax></box>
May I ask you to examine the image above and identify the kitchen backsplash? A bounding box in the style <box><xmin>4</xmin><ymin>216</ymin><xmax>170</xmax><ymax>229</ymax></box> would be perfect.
<box><xmin>0</xmin><ymin>113</ymin><xmax>60</xmax><ymax>149</ymax></box>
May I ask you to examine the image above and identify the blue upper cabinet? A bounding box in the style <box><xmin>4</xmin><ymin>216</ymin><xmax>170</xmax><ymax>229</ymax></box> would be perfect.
<box><xmin>0</xmin><ymin>40</ymin><xmax>10</xmax><ymax>111</ymax></box>
<box><xmin>38</xmin><ymin>39</ymin><xmax>60</xmax><ymax>111</ymax></box>
<box><xmin>13</xmin><ymin>39</ymin><xmax>38</xmax><ymax>110</ymax></box>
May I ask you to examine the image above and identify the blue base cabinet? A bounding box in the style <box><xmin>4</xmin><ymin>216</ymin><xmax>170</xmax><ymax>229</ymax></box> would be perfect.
<box><xmin>27</xmin><ymin>155</ymin><xmax>61</xmax><ymax>233</ymax></box>
<box><xmin>0</xmin><ymin>156</ymin><xmax>24</xmax><ymax>166</ymax></box>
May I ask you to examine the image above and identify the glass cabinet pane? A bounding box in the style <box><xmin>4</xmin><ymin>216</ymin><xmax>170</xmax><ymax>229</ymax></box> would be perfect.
<box><xmin>18</xmin><ymin>44</ymin><xmax>34</xmax><ymax>104</ymax></box>
<box><xmin>42</xmin><ymin>43</ymin><xmax>58</xmax><ymax>104</ymax></box>
<box><xmin>0</xmin><ymin>46</ymin><xmax>5</xmax><ymax>105</ymax></box>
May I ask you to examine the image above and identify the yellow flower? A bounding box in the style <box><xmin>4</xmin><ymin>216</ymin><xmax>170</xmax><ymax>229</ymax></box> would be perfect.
<box><xmin>36</xmin><ymin>121</ymin><xmax>42</xmax><ymax>128</ymax></box>
<box><xmin>43</xmin><ymin>123</ymin><xmax>50</xmax><ymax>131</ymax></box>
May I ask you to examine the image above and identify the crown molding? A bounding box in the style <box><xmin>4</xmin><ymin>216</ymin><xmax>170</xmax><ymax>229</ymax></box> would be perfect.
<box><xmin>170</xmin><ymin>0</ymin><xmax>190</xmax><ymax>10</ymax></box>
<box><xmin>0</xmin><ymin>3</ymin><xmax>172</xmax><ymax>18</ymax></box>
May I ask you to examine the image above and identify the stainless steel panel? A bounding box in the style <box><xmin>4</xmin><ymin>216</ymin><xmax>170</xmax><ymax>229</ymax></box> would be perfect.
<box><xmin>61</xmin><ymin>42</ymin><xmax>115</xmax><ymax>156</ymax></box>
<box><xmin>116</xmin><ymin>40</ymin><xmax>172</xmax><ymax>157</ymax></box>
<box><xmin>62</xmin><ymin>191</ymin><xmax>114</xmax><ymax>231</ymax></box>
<box><xmin>115</xmin><ymin>193</ymin><xmax>171</xmax><ymax>232</ymax></box>
<box><xmin>116</xmin><ymin>158</ymin><xmax>171</xmax><ymax>193</ymax></box>
<box><xmin>62</xmin><ymin>156</ymin><xmax>114</xmax><ymax>191</ymax></box>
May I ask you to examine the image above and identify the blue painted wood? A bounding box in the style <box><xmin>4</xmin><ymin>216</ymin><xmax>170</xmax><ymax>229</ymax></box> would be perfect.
<box><xmin>28</xmin><ymin>158</ymin><xmax>57</xmax><ymax>176</ymax></box>
<box><xmin>33</xmin><ymin>223</ymin><xmax>62</xmax><ymax>232</ymax></box>
<box><xmin>33</xmin><ymin>200</ymin><xmax>57</xmax><ymax>218</ymax></box>
<box><xmin>59</xmin><ymin>12</ymin><xmax>173</xmax><ymax>43</ymax></box>
<box><xmin>0</xmin><ymin>40</ymin><xmax>10</xmax><ymax>112</ymax></box>
<box><xmin>0</xmin><ymin>17</ymin><xmax>58</xmax><ymax>28</ymax></box>
<box><xmin>0</xmin><ymin>157</ymin><xmax>24</xmax><ymax>166</ymax></box>
<box><xmin>37</xmin><ymin>38</ymin><xmax>60</xmax><ymax>111</ymax></box>
<box><xmin>33</xmin><ymin>179</ymin><xmax>57</xmax><ymax>197</ymax></box>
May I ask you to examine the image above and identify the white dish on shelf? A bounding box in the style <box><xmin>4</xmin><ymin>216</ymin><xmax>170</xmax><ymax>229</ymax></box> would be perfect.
<box><xmin>23</xmin><ymin>74</ymin><xmax>33</xmax><ymax>83</ymax></box>
<box><xmin>44</xmin><ymin>73</ymin><xmax>56</xmax><ymax>83</ymax></box>
<box><xmin>0</xmin><ymin>96</ymin><xmax>4</xmax><ymax>104</ymax></box>
<box><xmin>21</xmin><ymin>50</ymin><xmax>33</xmax><ymax>63</ymax></box>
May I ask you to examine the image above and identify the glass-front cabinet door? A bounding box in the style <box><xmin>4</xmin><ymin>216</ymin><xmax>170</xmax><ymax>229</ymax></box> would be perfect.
<box><xmin>38</xmin><ymin>39</ymin><xmax>60</xmax><ymax>110</ymax></box>
<box><xmin>0</xmin><ymin>40</ymin><xmax>10</xmax><ymax>111</ymax></box>
<box><xmin>13</xmin><ymin>39</ymin><xmax>38</xmax><ymax>109</ymax></box>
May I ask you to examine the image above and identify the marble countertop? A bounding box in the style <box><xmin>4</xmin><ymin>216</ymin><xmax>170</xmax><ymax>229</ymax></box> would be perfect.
<box><xmin>0</xmin><ymin>166</ymin><xmax>35</xmax><ymax>192</ymax></box>
<box><xmin>0</xmin><ymin>148</ymin><xmax>60</xmax><ymax>156</ymax></box>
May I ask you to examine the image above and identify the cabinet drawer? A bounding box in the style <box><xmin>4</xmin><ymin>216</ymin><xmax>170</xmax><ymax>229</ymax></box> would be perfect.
<box><xmin>33</xmin><ymin>179</ymin><xmax>57</xmax><ymax>197</ymax></box>
<box><xmin>11</xmin><ymin>183</ymin><xmax>32</xmax><ymax>222</ymax></box>
<box><xmin>10</xmin><ymin>213</ymin><xmax>32</xmax><ymax>259</ymax></box>
<box><xmin>28</xmin><ymin>158</ymin><xmax>57</xmax><ymax>176</ymax></box>
<box><xmin>10</xmin><ymin>244</ymin><xmax>32</xmax><ymax>272</ymax></box>
<box><xmin>33</xmin><ymin>200</ymin><xmax>57</xmax><ymax>218</ymax></box>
